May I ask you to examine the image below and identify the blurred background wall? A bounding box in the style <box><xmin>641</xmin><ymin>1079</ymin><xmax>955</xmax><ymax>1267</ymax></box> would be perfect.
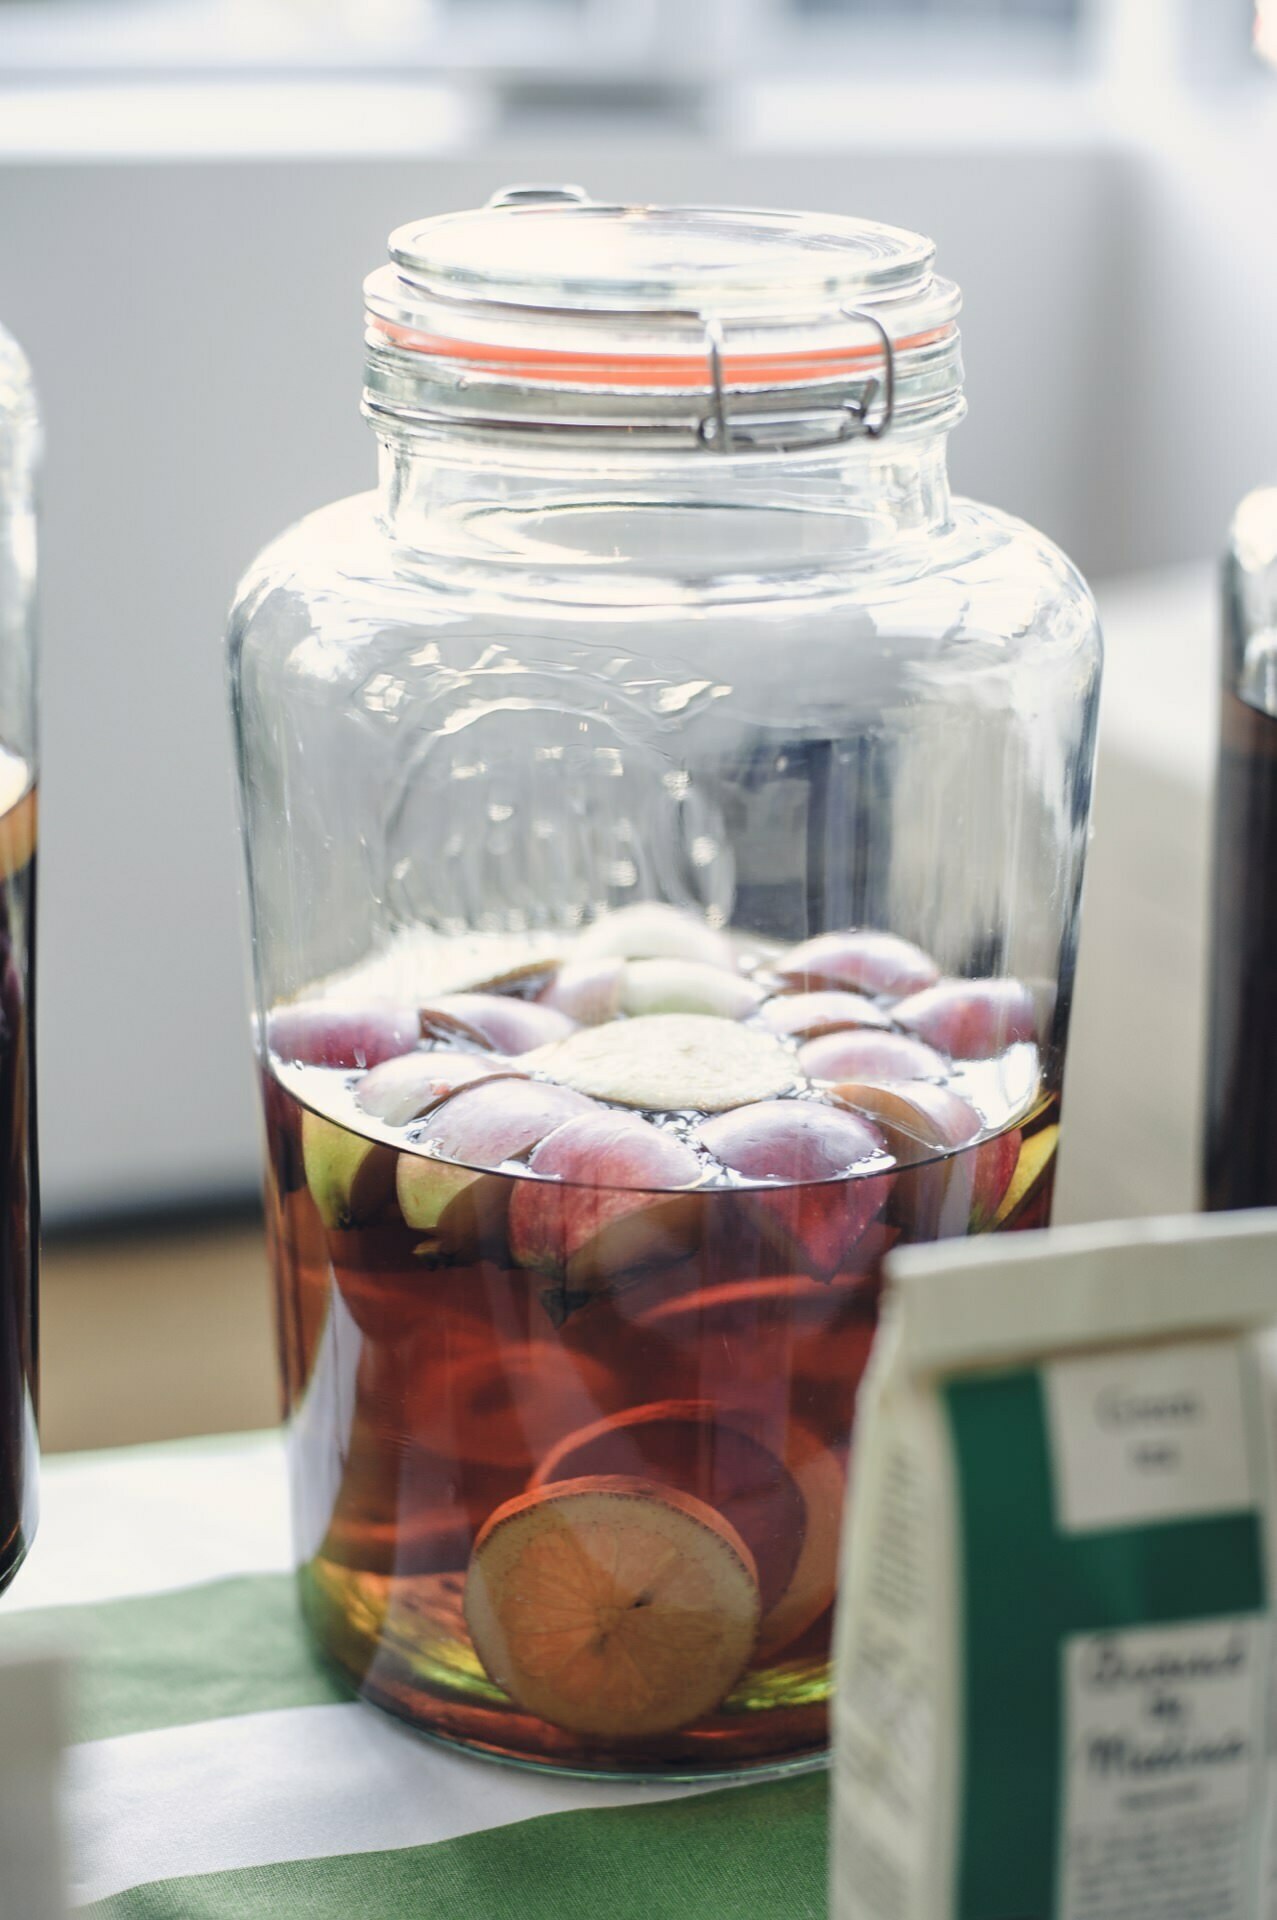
<box><xmin>0</xmin><ymin>0</ymin><xmax>1270</xmax><ymax>1223</ymax></box>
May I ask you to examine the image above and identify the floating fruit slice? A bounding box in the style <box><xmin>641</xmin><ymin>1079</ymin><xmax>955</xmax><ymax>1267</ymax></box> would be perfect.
<box><xmin>697</xmin><ymin>1100</ymin><xmax>890</xmax><ymax>1280</ymax></box>
<box><xmin>419</xmin><ymin>993</ymin><xmax>576</xmax><ymax>1055</ymax></box>
<box><xmin>632</xmin><ymin>1269</ymin><xmax>878</xmax><ymax>1437</ymax></box>
<box><xmin>0</xmin><ymin>777</ymin><xmax>35</xmax><ymax>883</ymax></box>
<box><xmin>754</xmin><ymin>1436</ymin><xmax>847</xmax><ymax>1660</ymax></box>
<box><xmin>530</xmin><ymin>1399</ymin><xmax>806</xmax><ymax>1615</ymax></box>
<box><xmin>355</xmin><ymin>1048</ymin><xmax>518</xmax><ymax>1127</ymax></box>
<box><xmin>396</xmin><ymin>1078</ymin><xmax>594</xmax><ymax>1256</ymax></box>
<box><xmin>436</xmin><ymin>1339</ymin><xmax>620</xmax><ymax>1471</ymax></box>
<box><xmin>465</xmin><ymin>1475</ymin><xmax>761</xmax><ymax>1738</ymax></box>
<box><xmin>509</xmin><ymin>1111</ymin><xmax>705</xmax><ymax>1288</ymax></box>
<box><xmin>302</xmin><ymin>1111</ymin><xmax>397</xmax><ymax>1229</ymax></box>
<box><xmin>969</xmin><ymin>1127</ymin><xmax>1022</xmax><ymax>1232</ymax></box>
<box><xmin>574</xmin><ymin>902</ymin><xmax>737</xmax><ymax>971</ymax></box>
<box><xmin>540</xmin><ymin>959</ymin><xmax>624</xmax><ymax>1025</ymax></box>
<box><xmin>892</xmin><ymin>976</ymin><xmax>1038</xmax><ymax>1059</ymax></box>
<box><xmin>759</xmin><ymin>991</ymin><xmax>891</xmax><ymax>1041</ymax></box>
<box><xmin>526</xmin><ymin>1014</ymin><xmax>800</xmax><ymax>1113</ymax></box>
<box><xmin>772</xmin><ymin>930</ymin><xmax>939</xmax><ymax>1000</ymax></box>
<box><xmin>803</xmin><ymin>1029</ymin><xmax>946</xmax><ymax>1084</ymax></box>
<box><xmin>619</xmin><ymin>959</ymin><xmax>763</xmax><ymax>1021</ymax></box>
<box><xmin>992</xmin><ymin>1122</ymin><xmax>1059</xmax><ymax>1228</ymax></box>
<box><xmin>832</xmin><ymin>1078</ymin><xmax>984</xmax><ymax>1159</ymax></box>
<box><xmin>268</xmin><ymin>1001</ymin><xmax>421</xmax><ymax>1071</ymax></box>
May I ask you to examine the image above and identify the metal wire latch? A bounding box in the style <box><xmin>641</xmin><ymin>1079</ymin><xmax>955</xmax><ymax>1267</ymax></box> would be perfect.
<box><xmin>697</xmin><ymin>307</ymin><xmax>896</xmax><ymax>455</ymax></box>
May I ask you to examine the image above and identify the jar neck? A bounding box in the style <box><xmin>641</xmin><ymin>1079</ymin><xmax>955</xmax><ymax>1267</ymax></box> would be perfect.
<box><xmin>375</xmin><ymin>428</ymin><xmax>954</xmax><ymax>583</ymax></box>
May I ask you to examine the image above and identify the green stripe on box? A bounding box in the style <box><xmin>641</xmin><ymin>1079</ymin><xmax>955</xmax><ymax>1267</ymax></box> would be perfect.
<box><xmin>945</xmin><ymin>1369</ymin><xmax>1266</xmax><ymax>1920</ymax></box>
<box><xmin>0</xmin><ymin>1575</ymin><xmax>345</xmax><ymax>1741</ymax></box>
<box><xmin>86</xmin><ymin>1772</ymin><xmax>827</xmax><ymax>1920</ymax></box>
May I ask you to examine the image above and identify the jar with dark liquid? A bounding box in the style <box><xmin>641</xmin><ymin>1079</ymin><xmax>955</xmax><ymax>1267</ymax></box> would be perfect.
<box><xmin>0</xmin><ymin>323</ymin><xmax>39</xmax><ymax>1595</ymax></box>
<box><xmin>1206</xmin><ymin>487</ymin><xmax>1277</xmax><ymax>1210</ymax></box>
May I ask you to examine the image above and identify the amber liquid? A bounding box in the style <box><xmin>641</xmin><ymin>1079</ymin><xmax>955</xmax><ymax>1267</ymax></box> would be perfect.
<box><xmin>0</xmin><ymin>770</ymin><xmax>36</xmax><ymax>1593</ymax></box>
<box><xmin>264</xmin><ymin>1049</ymin><xmax>1056</xmax><ymax>1776</ymax></box>
<box><xmin>1206</xmin><ymin>688</ymin><xmax>1277</xmax><ymax>1210</ymax></box>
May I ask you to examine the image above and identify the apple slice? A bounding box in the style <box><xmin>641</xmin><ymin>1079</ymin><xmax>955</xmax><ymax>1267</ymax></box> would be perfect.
<box><xmin>836</xmin><ymin>1079</ymin><xmax>1019</xmax><ymax>1240</ymax></box>
<box><xmin>509</xmin><ymin>1111</ymin><xmax>705</xmax><ymax>1290</ymax></box>
<box><xmin>802</xmin><ymin>1029</ymin><xmax>946</xmax><ymax>1083</ymax></box>
<box><xmin>268</xmin><ymin>1001</ymin><xmax>421</xmax><ymax>1071</ymax></box>
<box><xmin>697</xmin><ymin>1100</ymin><xmax>891</xmax><ymax>1281</ymax></box>
<box><xmin>540</xmin><ymin>959</ymin><xmax>624</xmax><ymax>1025</ymax></box>
<box><xmin>832</xmin><ymin>1078</ymin><xmax>984</xmax><ymax>1158</ymax></box>
<box><xmin>465</xmin><ymin>1475</ymin><xmax>761</xmax><ymax>1738</ymax></box>
<box><xmin>573</xmin><ymin>902</ymin><xmax>736</xmax><ymax>971</ymax></box>
<box><xmin>526</xmin><ymin>1014</ymin><xmax>800</xmax><ymax>1113</ymax></box>
<box><xmin>968</xmin><ymin>1126</ymin><xmax>1022</xmax><ymax>1232</ymax></box>
<box><xmin>530</xmin><ymin>1399</ymin><xmax>806</xmax><ymax>1616</ymax></box>
<box><xmin>419</xmin><ymin>993</ymin><xmax>576</xmax><ymax>1054</ymax></box>
<box><xmin>759</xmin><ymin>990</ymin><xmax>891</xmax><ymax>1041</ymax></box>
<box><xmin>301</xmin><ymin>1110</ymin><xmax>396</xmax><ymax>1229</ymax></box>
<box><xmin>396</xmin><ymin>1078</ymin><xmax>594</xmax><ymax>1256</ymax></box>
<box><xmin>355</xmin><ymin>1048</ymin><xmax>518</xmax><ymax>1127</ymax></box>
<box><xmin>991</xmin><ymin>1122</ymin><xmax>1059</xmax><ymax>1229</ymax></box>
<box><xmin>892</xmin><ymin>976</ymin><xmax>1038</xmax><ymax>1059</ymax></box>
<box><xmin>772</xmin><ymin>930</ymin><xmax>939</xmax><ymax>1000</ymax></box>
<box><xmin>619</xmin><ymin>958</ymin><xmax>764</xmax><ymax>1021</ymax></box>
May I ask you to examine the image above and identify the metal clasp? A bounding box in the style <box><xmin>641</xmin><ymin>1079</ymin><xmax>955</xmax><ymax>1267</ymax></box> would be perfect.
<box><xmin>697</xmin><ymin>304</ymin><xmax>896</xmax><ymax>455</ymax></box>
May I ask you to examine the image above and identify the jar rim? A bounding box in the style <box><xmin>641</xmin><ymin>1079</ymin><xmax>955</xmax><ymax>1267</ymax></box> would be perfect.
<box><xmin>363</xmin><ymin>191</ymin><xmax>964</xmax><ymax>452</ymax></box>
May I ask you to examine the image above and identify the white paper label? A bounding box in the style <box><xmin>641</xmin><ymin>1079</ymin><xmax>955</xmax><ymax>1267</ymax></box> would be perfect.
<box><xmin>1045</xmin><ymin>1339</ymin><xmax>1254</xmax><ymax>1534</ymax></box>
<box><xmin>1059</xmin><ymin>1617</ymin><xmax>1268</xmax><ymax>1920</ymax></box>
<box><xmin>0</xmin><ymin>1648</ymin><xmax>69</xmax><ymax>1920</ymax></box>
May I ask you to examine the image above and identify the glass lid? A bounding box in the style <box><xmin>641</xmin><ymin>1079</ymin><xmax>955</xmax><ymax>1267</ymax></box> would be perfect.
<box><xmin>386</xmin><ymin>197</ymin><xmax>939</xmax><ymax>318</ymax></box>
<box><xmin>363</xmin><ymin>188</ymin><xmax>964</xmax><ymax>450</ymax></box>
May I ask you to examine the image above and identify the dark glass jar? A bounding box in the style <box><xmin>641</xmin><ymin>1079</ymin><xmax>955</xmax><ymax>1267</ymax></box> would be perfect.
<box><xmin>1205</xmin><ymin>487</ymin><xmax>1277</xmax><ymax>1210</ymax></box>
<box><xmin>0</xmin><ymin>323</ymin><xmax>39</xmax><ymax>1595</ymax></box>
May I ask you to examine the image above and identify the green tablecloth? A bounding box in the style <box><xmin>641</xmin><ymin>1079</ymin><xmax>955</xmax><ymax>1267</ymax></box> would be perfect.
<box><xmin>0</xmin><ymin>1433</ymin><xmax>827</xmax><ymax>1916</ymax></box>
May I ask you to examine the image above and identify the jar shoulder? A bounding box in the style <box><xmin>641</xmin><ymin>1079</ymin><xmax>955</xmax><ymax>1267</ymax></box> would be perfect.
<box><xmin>229</xmin><ymin>487</ymin><xmax>1100</xmax><ymax>677</ymax></box>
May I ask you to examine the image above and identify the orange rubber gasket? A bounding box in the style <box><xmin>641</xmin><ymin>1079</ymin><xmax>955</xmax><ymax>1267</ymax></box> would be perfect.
<box><xmin>369</xmin><ymin>319</ymin><xmax>954</xmax><ymax>389</ymax></box>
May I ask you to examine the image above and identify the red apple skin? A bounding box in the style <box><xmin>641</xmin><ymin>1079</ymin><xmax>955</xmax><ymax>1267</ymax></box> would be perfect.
<box><xmin>832</xmin><ymin>1079</ymin><xmax>984</xmax><ymax>1160</ymax></box>
<box><xmin>801</xmin><ymin>1029</ymin><xmax>946</xmax><ymax>1084</ymax></box>
<box><xmin>697</xmin><ymin>1100</ymin><xmax>891</xmax><ymax>1281</ymax></box>
<box><xmin>772</xmin><ymin>930</ymin><xmax>940</xmax><ymax>1000</ymax></box>
<box><xmin>759</xmin><ymin>990</ymin><xmax>891</xmax><ymax>1041</ymax></box>
<box><xmin>892</xmin><ymin>977</ymin><xmax>1038</xmax><ymax>1060</ymax></box>
<box><xmin>508</xmin><ymin>1110</ymin><xmax>705</xmax><ymax>1289</ymax></box>
<box><xmin>355</xmin><ymin>1047</ymin><xmax>516</xmax><ymax>1126</ymax></box>
<box><xmin>419</xmin><ymin>993</ymin><xmax>576</xmax><ymax>1055</ymax></box>
<box><xmin>539</xmin><ymin>959</ymin><xmax>623</xmax><ymax>1025</ymax></box>
<box><xmin>267</xmin><ymin>1002</ymin><xmax>422</xmax><ymax>1071</ymax></box>
<box><xmin>971</xmin><ymin>1128</ymin><xmax>1023</xmax><ymax>1231</ymax></box>
<box><xmin>398</xmin><ymin>1078</ymin><xmax>596</xmax><ymax>1258</ymax></box>
<box><xmin>837</xmin><ymin>1079</ymin><xmax>1023</xmax><ymax>1242</ymax></box>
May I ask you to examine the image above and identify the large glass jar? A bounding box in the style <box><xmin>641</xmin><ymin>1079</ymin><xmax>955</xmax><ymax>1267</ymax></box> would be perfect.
<box><xmin>1205</xmin><ymin>485</ymin><xmax>1277</xmax><ymax>1210</ymax></box>
<box><xmin>229</xmin><ymin>193</ymin><xmax>1102</xmax><ymax>1777</ymax></box>
<box><xmin>0</xmin><ymin>324</ymin><xmax>39</xmax><ymax>1596</ymax></box>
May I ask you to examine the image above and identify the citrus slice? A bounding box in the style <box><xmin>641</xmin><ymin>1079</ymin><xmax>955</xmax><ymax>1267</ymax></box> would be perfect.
<box><xmin>754</xmin><ymin>1435</ymin><xmax>847</xmax><ymax>1660</ymax></box>
<box><xmin>529</xmin><ymin>1399</ymin><xmax>806</xmax><ymax>1615</ymax></box>
<box><xmin>525</xmin><ymin>1014</ymin><xmax>800</xmax><ymax>1112</ymax></box>
<box><xmin>465</xmin><ymin>1475</ymin><xmax>761</xmax><ymax>1737</ymax></box>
